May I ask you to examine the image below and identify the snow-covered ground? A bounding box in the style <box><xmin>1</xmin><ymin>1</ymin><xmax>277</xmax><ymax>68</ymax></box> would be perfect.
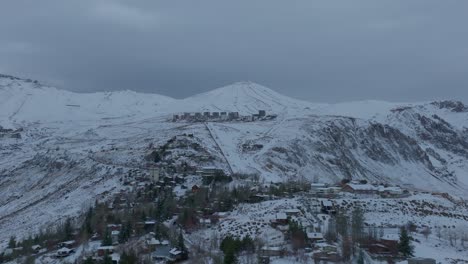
<box><xmin>1</xmin><ymin>74</ymin><xmax>468</xmax><ymax>257</ymax></box>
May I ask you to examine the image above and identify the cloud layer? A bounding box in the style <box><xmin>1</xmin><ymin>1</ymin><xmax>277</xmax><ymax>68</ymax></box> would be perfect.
<box><xmin>1</xmin><ymin>0</ymin><xmax>468</xmax><ymax>102</ymax></box>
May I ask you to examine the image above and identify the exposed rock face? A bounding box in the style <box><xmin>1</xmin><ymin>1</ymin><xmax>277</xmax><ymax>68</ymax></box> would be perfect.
<box><xmin>431</xmin><ymin>100</ymin><xmax>467</xmax><ymax>112</ymax></box>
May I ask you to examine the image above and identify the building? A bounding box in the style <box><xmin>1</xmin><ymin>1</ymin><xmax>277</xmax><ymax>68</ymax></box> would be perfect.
<box><xmin>258</xmin><ymin>110</ymin><xmax>266</xmax><ymax>117</ymax></box>
<box><xmin>58</xmin><ymin>240</ymin><xmax>75</xmax><ymax>249</ymax></box>
<box><xmin>273</xmin><ymin>213</ymin><xmax>288</xmax><ymax>225</ymax></box>
<box><xmin>307</xmin><ymin>232</ymin><xmax>324</xmax><ymax>243</ymax></box>
<box><xmin>228</xmin><ymin>112</ymin><xmax>239</xmax><ymax>119</ymax></box>
<box><xmin>378</xmin><ymin>186</ymin><xmax>404</xmax><ymax>197</ymax></box>
<box><xmin>203</xmin><ymin>112</ymin><xmax>211</xmax><ymax>117</ymax></box>
<box><xmin>97</xmin><ymin>246</ymin><xmax>115</xmax><ymax>257</ymax></box>
<box><xmin>342</xmin><ymin>183</ymin><xmax>379</xmax><ymax>194</ymax></box>
<box><xmin>57</xmin><ymin>247</ymin><xmax>74</xmax><ymax>257</ymax></box>
<box><xmin>260</xmin><ymin>246</ymin><xmax>283</xmax><ymax>257</ymax></box>
<box><xmin>321</xmin><ymin>200</ymin><xmax>335</xmax><ymax>214</ymax></box>
<box><xmin>199</xmin><ymin>218</ymin><xmax>212</xmax><ymax>227</ymax></box>
<box><xmin>408</xmin><ymin>258</ymin><xmax>436</xmax><ymax>264</ymax></box>
<box><xmin>284</xmin><ymin>209</ymin><xmax>301</xmax><ymax>216</ymax></box>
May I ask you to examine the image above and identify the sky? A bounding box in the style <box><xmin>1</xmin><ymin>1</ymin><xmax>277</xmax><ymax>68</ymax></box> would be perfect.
<box><xmin>1</xmin><ymin>0</ymin><xmax>468</xmax><ymax>103</ymax></box>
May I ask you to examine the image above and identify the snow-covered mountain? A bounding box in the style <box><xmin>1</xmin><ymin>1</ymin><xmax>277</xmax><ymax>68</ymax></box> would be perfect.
<box><xmin>1</xmin><ymin>73</ymin><xmax>468</xmax><ymax>246</ymax></box>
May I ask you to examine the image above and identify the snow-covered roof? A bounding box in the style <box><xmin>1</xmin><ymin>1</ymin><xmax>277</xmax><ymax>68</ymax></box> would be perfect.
<box><xmin>57</xmin><ymin>247</ymin><xmax>72</xmax><ymax>253</ymax></box>
<box><xmin>310</xmin><ymin>183</ymin><xmax>327</xmax><ymax>188</ymax></box>
<box><xmin>261</xmin><ymin>246</ymin><xmax>282</xmax><ymax>251</ymax></box>
<box><xmin>346</xmin><ymin>183</ymin><xmax>378</xmax><ymax>191</ymax></box>
<box><xmin>284</xmin><ymin>209</ymin><xmax>301</xmax><ymax>214</ymax></box>
<box><xmin>322</xmin><ymin>200</ymin><xmax>333</xmax><ymax>207</ymax></box>
<box><xmin>147</xmin><ymin>238</ymin><xmax>161</xmax><ymax>245</ymax></box>
<box><xmin>169</xmin><ymin>248</ymin><xmax>182</xmax><ymax>255</ymax></box>
<box><xmin>275</xmin><ymin>213</ymin><xmax>287</xmax><ymax>220</ymax></box>
<box><xmin>381</xmin><ymin>234</ymin><xmax>399</xmax><ymax>241</ymax></box>
<box><xmin>111</xmin><ymin>253</ymin><xmax>120</xmax><ymax>261</ymax></box>
<box><xmin>307</xmin><ymin>232</ymin><xmax>324</xmax><ymax>239</ymax></box>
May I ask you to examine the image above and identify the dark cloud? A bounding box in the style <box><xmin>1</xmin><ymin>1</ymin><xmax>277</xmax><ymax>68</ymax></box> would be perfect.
<box><xmin>1</xmin><ymin>0</ymin><xmax>468</xmax><ymax>102</ymax></box>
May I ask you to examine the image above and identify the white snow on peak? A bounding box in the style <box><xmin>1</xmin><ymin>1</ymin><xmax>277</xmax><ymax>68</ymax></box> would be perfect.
<box><xmin>177</xmin><ymin>81</ymin><xmax>317</xmax><ymax>115</ymax></box>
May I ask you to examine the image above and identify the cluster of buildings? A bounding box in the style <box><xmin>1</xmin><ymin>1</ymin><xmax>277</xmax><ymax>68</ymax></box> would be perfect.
<box><xmin>309</xmin><ymin>181</ymin><xmax>407</xmax><ymax>199</ymax></box>
<box><xmin>172</xmin><ymin>110</ymin><xmax>276</xmax><ymax>122</ymax></box>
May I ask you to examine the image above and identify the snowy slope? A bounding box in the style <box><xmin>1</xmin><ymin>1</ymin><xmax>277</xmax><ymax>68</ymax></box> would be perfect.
<box><xmin>0</xmin><ymin>74</ymin><xmax>175</xmax><ymax>126</ymax></box>
<box><xmin>1</xmin><ymin>73</ymin><xmax>468</xmax><ymax>248</ymax></box>
<box><xmin>176</xmin><ymin>81</ymin><xmax>319</xmax><ymax>116</ymax></box>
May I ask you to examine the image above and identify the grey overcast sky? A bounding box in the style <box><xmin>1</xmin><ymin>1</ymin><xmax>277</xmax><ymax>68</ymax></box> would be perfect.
<box><xmin>1</xmin><ymin>1</ymin><xmax>468</xmax><ymax>102</ymax></box>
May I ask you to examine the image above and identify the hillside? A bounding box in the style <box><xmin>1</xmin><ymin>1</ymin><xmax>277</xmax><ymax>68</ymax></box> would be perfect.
<box><xmin>1</xmin><ymin>73</ymin><xmax>468</xmax><ymax>248</ymax></box>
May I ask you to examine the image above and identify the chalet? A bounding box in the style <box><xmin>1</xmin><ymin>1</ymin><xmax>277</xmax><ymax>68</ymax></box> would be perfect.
<box><xmin>192</xmin><ymin>184</ymin><xmax>200</xmax><ymax>192</ymax></box>
<box><xmin>284</xmin><ymin>209</ymin><xmax>301</xmax><ymax>216</ymax></box>
<box><xmin>152</xmin><ymin>245</ymin><xmax>172</xmax><ymax>261</ymax></box>
<box><xmin>199</xmin><ymin>218</ymin><xmax>212</xmax><ymax>227</ymax></box>
<box><xmin>169</xmin><ymin>248</ymin><xmax>184</xmax><ymax>260</ymax></box>
<box><xmin>97</xmin><ymin>246</ymin><xmax>114</xmax><ymax>257</ymax></box>
<box><xmin>111</xmin><ymin>253</ymin><xmax>121</xmax><ymax>264</ymax></box>
<box><xmin>147</xmin><ymin>238</ymin><xmax>162</xmax><ymax>250</ymax></box>
<box><xmin>378</xmin><ymin>186</ymin><xmax>404</xmax><ymax>197</ymax></box>
<box><xmin>364</xmin><ymin>235</ymin><xmax>399</xmax><ymax>257</ymax></box>
<box><xmin>57</xmin><ymin>247</ymin><xmax>74</xmax><ymax>257</ymax></box>
<box><xmin>306</xmin><ymin>232</ymin><xmax>324</xmax><ymax>243</ymax></box>
<box><xmin>111</xmin><ymin>230</ymin><xmax>120</xmax><ymax>245</ymax></box>
<box><xmin>408</xmin><ymin>258</ymin><xmax>436</xmax><ymax>264</ymax></box>
<box><xmin>321</xmin><ymin>200</ymin><xmax>335</xmax><ymax>214</ymax></box>
<box><xmin>310</xmin><ymin>183</ymin><xmax>327</xmax><ymax>190</ymax></box>
<box><xmin>312</xmin><ymin>251</ymin><xmax>341</xmax><ymax>262</ymax></box>
<box><xmin>31</xmin><ymin>245</ymin><xmax>42</xmax><ymax>254</ymax></box>
<box><xmin>367</xmin><ymin>243</ymin><xmax>396</xmax><ymax>256</ymax></box>
<box><xmin>260</xmin><ymin>246</ymin><xmax>283</xmax><ymax>257</ymax></box>
<box><xmin>58</xmin><ymin>240</ymin><xmax>75</xmax><ymax>249</ymax></box>
<box><xmin>273</xmin><ymin>213</ymin><xmax>288</xmax><ymax>225</ymax></box>
<box><xmin>342</xmin><ymin>183</ymin><xmax>379</xmax><ymax>194</ymax></box>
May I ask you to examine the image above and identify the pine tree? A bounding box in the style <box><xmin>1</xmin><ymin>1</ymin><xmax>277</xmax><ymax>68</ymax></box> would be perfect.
<box><xmin>8</xmin><ymin>236</ymin><xmax>16</xmax><ymax>248</ymax></box>
<box><xmin>103</xmin><ymin>253</ymin><xmax>113</xmax><ymax>264</ymax></box>
<box><xmin>398</xmin><ymin>226</ymin><xmax>414</xmax><ymax>257</ymax></box>
<box><xmin>223</xmin><ymin>249</ymin><xmax>237</xmax><ymax>264</ymax></box>
<box><xmin>64</xmin><ymin>218</ymin><xmax>73</xmax><ymax>240</ymax></box>
<box><xmin>357</xmin><ymin>250</ymin><xmax>364</xmax><ymax>264</ymax></box>
<box><xmin>351</xmin><ymin>206</ymin><xmax>364</xmax><ymax>245</ymax></box>
<box><xmin>178</xmin><ymin>231</ymin><xmax>186</xmax><ymax>252</ymax></box>
<box><xmin>102</xmin><ymin>228</ymin><xmax>113</xmax><ymax>246</ymax></box>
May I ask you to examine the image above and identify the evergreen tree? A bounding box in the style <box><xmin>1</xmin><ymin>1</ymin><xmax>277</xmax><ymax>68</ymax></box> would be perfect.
<box><xmin>397</xmin><ymin>226</ymin><xmax>414</xmax><ymax>257</ymax></box>
<box><xmin>102</xmin><ymin>253</ymin><xmax>113</xmax><ymax>264</ymax></box>
<box><xmin>178</xmin><ymin>231</ymin><xmax>186</xmax><ymax>252</ymax></box>
<box><xmin>223</xmin><ymin>249</ymin><xmax>237</xmax><ymax>264</ymax></box>
<box><xmin>120</xmin><ymin>250</ymin><xmax>138</xmax><ymax>264</ymax></box>
<box><xmin>101</xmin><ymin>228</ymin><xmax>113</xmax><ymax>246</ymax></box>
<box><xmin>64</xmin><ymin>218</ymin><xmax>73</xmax><ymax>240</ymax></box>
<box><xmin>336</xmin><ymin>210</ymin><xmax>348</xmax><ymax>237</ymax></box>
<box><xmin>351</xmin><ymin>206</ymin><xmax>364</xmax><ymax>245</ymax></box>
<box><xmin>357</xmin><ymin>250</ymin><xmax>364</xmax><ymax>264</ymax></box>
<box><xmin>8</xmin><ymin>236</ymin><xmax>16</xmax><ymax>248</ymax></box>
